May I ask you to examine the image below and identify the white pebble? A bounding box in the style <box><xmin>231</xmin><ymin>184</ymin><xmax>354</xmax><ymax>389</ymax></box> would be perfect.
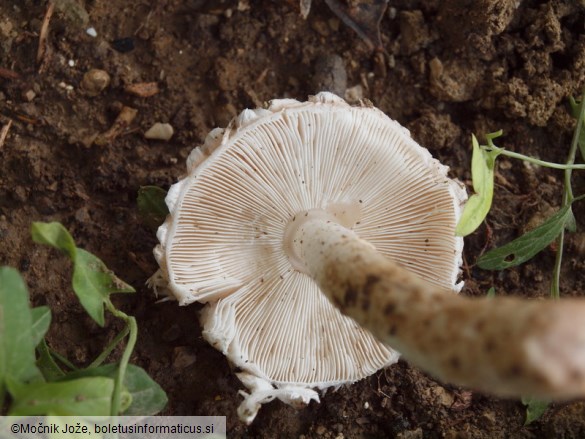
<box><xmin>145</xmin><ymin>123</ymin><xmax>174</xmax><ymax>141</ymax></box>
<box><xmin>86</xmin><ymin>27</ymin><xmax>97</xmax><ymax>37</ymax></box>
<box><xmin>68</xmin><ymin>59</ymin><xmax>75</xmax><ymax>67</ymax></box>
<box><xmin>23</xmin><ymin>90</ymin><xmax>36</xmax><ymax>102</ymax></box>
<box><xmin>58</xmin><ymin>82</ymin><xmax>74</xmax><ymax>91</ymax></box>
<box><xmin>344</xmin><ymin>84</ymin><xmax>363</xmax><ymax>102</ymax></box>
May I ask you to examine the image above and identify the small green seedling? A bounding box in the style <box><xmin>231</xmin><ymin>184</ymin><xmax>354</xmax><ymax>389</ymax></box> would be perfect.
<box><xmin>455</xmin><ymin>131</ymin><xmax>503</xmax><ymax>237</ymax></box>
<box><xmin>456</xmin><ymin>88</ymin><xmax>585</xmax><ymax>424</ymax></box>
<box><xmin>31</xmin><ymin>222</ymin><xmax>135</xmax><ymax>327</ymax></box>
<box><xmin>0</xmin><ymin>222</ymin><xmax>167</xmax><ymax>417</ymax></box>
<box><xmin>138</xmin><ymin>185</ymin><xmax>170</xmax><ymax>230</ymax></box>
<box><xmin>521</xmin><ymin>396</ymin><xmax>550</xmax><ymax>426</ymax></box>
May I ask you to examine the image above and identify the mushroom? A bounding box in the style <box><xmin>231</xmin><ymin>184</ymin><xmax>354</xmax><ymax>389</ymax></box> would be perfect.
<box><xmin>152</xmin><ymin>92</ymin><xmax>465</xmax><ymax>423</ymax></box>
<box><xmin>152</xmin><ymin>92</ymin><xmax>585</xmax><ymax>423</ymax></box>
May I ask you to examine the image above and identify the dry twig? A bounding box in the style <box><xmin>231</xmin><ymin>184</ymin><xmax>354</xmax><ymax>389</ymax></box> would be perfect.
<box><xmin>0</xmin><ymin>68</ymin><xmax>20</xmax><ymax>80</ymax></box>
<box><xmin>37</xmin><ymin>1</ymin><xmax>56</xmax><ymax>69</ymax></box>
<box><xmin>94</xmin><ymin>106</ymin><xmax>138</xmax><ymax>146</ymax></box>
<box><xmin>0</xmin><ymin>120</ymin><xmax>13</xmax><ymax>149</ymax></box>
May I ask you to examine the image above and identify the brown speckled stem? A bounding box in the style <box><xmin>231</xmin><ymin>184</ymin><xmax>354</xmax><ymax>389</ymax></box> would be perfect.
<box><xmin>294</xmin><ymin>218</ymin><xmax>585</xmax><ymax>399</ymax></box>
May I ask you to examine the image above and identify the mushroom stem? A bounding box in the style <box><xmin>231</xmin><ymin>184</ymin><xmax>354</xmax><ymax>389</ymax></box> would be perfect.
<box><xmin>294</xmin><ymin>217</ymin><xmax>585</xmax><ymax>400</ymax></box>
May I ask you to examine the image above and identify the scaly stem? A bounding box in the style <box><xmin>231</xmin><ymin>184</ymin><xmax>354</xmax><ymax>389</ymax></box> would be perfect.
<box><xmin>294</xmin><ymin>217</ymin><xmax>585</xmax><ymax>399</ymax></box>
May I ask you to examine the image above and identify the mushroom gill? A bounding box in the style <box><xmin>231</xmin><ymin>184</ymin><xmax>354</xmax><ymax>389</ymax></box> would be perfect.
<box><xmin>152</xmin><ymin>92</ymin><xmax>465</xmax><ymax>423</ymax></box>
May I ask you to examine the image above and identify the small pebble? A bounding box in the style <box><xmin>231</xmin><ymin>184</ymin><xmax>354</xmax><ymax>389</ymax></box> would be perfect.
<box><xmin>145</xmin><ymin>123</ymin><xmax>174</xmax><ymax>141</ymax></box>
<box><xmin>86</xmin><ymin>27</ymin><xmax>97</xmax><ymax>37</ymax></box>
<box><xmin>58</xmin><ymin>82</ymin><xmax>74</xmax><ymax>91</ymax></box>
<box><xmin>173</xmin><ymin>346</ymin><xmax>197</xmax><ymax>369</ymax></box>
<box><xmin>345</xmin><ymin>84</ymin><xmax>363</xmax><ymax>102</ymax></box>
<box><xmin>68</xmin><ymin>59</ymin><xmax>75</xmax><ymax>67</ymax></box>
<box><xmin>22</xmin><ymin>89</ymin><xmax>36</xmax><ymax>102</ymax></box>
<box><xmin>81</xmin><ymin>69</ymin><xmax>110</xmax><ymax>96</ymax></box>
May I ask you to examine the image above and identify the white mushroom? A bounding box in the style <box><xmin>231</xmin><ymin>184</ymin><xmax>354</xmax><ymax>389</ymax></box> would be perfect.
<box><xmin>152</xmin><ymin>92</ymin><xmax>465</xmax><ymax>423</ymax></box>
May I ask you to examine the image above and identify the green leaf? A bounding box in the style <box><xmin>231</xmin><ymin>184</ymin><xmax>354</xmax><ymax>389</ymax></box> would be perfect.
<box><xmin>72</xmin><ymin>249</ymin><xmax>135</xmax><ymax>326</ymax></box>
<box><xmin>8</xmin><ymin>377</ymin><xmax>114</xmax><ymax>416</ymax></box>
<box><xmin>455</xmin><ymin>134</ymin><xmax>502</xmax><ymax>236</ymax></box>
<box><xmin>119</xmin><ymin>364</ymin><xmax>167</xmax><ymax>415</ymax></box>
<box><xmin>31</xmin><ymin>222</ymin><xmax>77</xmax><ymax>259</ymax></box>
<box><xmin>477</xmin><ymin>205</ymin><xmax>573</xmax><ymax>270</ymax></box>
<box><xmin>522</xmin><ymin>396</ymin><xmax>549</xmax><ymax>425</ymax></box>
<box><xmin>31</xmin><ymin>222</ymin><xmax>135</xmax><ymax>327</ymax></box>
<box><xmin>64</xmin><ymin>364</ymin><xmax>168</xmax><ymax>415</ymax></box>
<box><xmin>486</xmin><ymin>287</ymin><xmax>496</xmax><ymax>298</ymax></box>
<box><xmin>30</xmin><ymin>306</ymin><xmax>51</xmax><ymax>347</ymax></box>
<box><xmin>36</xmin><ymin>339</ymin><xmax>66</xmax><ymax>381</ymax></box>
<box><xmin>138</xmin><ymin>186</ymin><xmax>169</xmax><ymax>230</ymax></box>
<box><xmin>0</xmin><ymin>267</ymin><xmax>43</xmax><ymax>399</ymax></box>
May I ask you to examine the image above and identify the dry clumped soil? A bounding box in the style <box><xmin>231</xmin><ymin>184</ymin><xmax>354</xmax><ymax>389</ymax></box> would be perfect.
<box><xmin>1</xmin><ymin>0</ymin><xmax>585</xmax><ymax>437</ymax></box>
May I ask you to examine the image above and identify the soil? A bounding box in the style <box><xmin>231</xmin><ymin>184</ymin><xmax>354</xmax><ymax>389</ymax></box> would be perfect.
<box><xmin>2</xmin><ymin>0</ymin><xmax>585</xmax><ymax>437</ymax></box>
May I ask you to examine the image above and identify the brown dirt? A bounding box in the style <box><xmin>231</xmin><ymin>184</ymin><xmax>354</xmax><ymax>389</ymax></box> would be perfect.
<box><xmin>1</xmin><ymin>0</ymin><xmax>585</xmax><ymax>437</ymax></box>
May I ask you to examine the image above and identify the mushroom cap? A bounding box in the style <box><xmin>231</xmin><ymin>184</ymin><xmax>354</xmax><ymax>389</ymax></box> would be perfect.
<box><xmin>153</xmin><ymin>92</ymin><xmax>466</xmax><ymax>422</ymax></box>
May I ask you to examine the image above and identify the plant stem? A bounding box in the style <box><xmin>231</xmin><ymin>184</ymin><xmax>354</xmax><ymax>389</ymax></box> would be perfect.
<box><xmin>50</xmin><ymin>347</ymin><xmax>78</xmax><ymax>371</ymax></box>
<box><xmin>551</xmin><ymin>87</ymin><xmax>585</xmax><ymax>298</ymax></box>
<box><xmin>88</xmin><ymin>326</ymin><xmax>130</xmax><ymax>369</ymax></box>
<box><xmin>105</xmin><ymin>299</ymin><xmax>137</xmax><ymax>416</ymax></box>
<box><xmin>482</xmin><ymin>147</ymin><xmax>585</xmax><ymax>170</ymax></box>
